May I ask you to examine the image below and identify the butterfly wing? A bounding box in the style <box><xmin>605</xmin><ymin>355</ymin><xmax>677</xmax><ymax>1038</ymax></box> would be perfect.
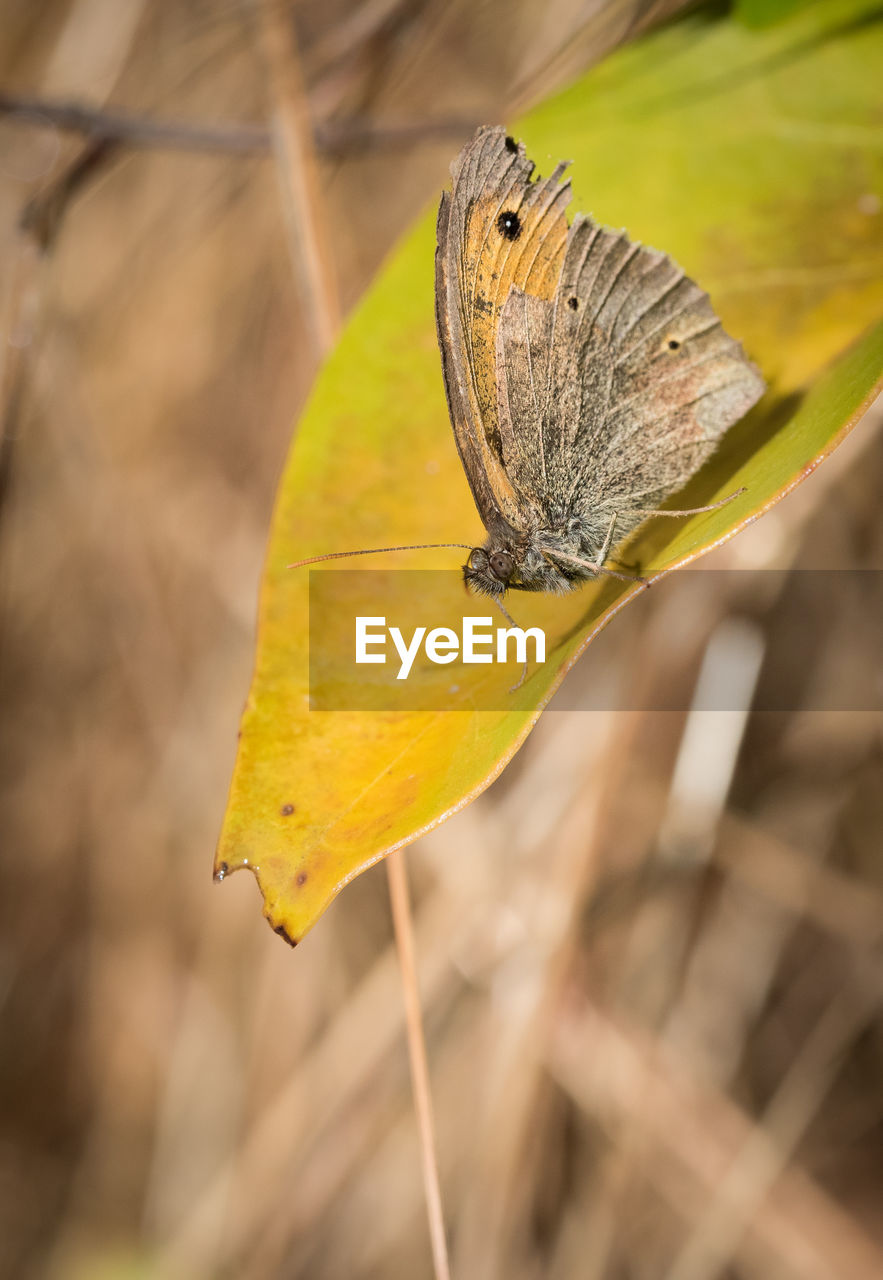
<box><xmin>435</xmin><ymin>126</ymin><xmax>571</xmax><ymax>537</ymax></box>
<box><xmin>495</xmin><ymin>213</ymin><xmax>765</xmax><ymax>548</ymax></box>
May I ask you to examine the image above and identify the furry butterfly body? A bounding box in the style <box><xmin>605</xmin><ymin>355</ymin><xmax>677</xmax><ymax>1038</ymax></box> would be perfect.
<box><xmin>435</xmin><ymin>126</ymin><xmax>765</xmax><ymax>597</ymax></box>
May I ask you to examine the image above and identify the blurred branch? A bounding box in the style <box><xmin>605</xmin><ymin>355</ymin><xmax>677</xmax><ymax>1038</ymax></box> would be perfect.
<box><xmin>0</xmin><ymin>236</ymin><xmax>41</xmax><ymax>496</ymax></box>
<box><xmin>21</xmin><ymin>138</ymin><xmax>116</xmax><ymax>252</ymax></box>
<box><xmin>551</xmin><ymin>998</ymin><xmax>883</xmax><ymax>1280</ymax></box>
<box><xmin>510</xmin><ymin>0</ymin><xmax>690</xmax><ymax>116</ymax></box>
<box><xmin>0</xmin><ymin>90</ymin><xmax>476</xmax><ymax>162</ymax></box>
<box><xmin>665</xmin><ymin>963</ymin><xmax>882</xmax><ymax>1280</ymax></box>
<box><xmin>157</xmin><ymin>885</ymin><xmax>465</xmax><ymax>1276</ymax></box>
<box><xmin>2</xmin><ymin>90</ymin><xmax>474</xmax><ymax>262</ymax></box>
<box><xmin>308</xmin><ymin>0</ymin><xmax>417</xmax><ymax>80</ymax></box>
<box><xmin>454</xmin><ymin>709</ymin><xmax>624</xmax><ymax>1278</ymax></box>
<box><xmin>717</xmin><ymin>811</ymin><xmax>883</xmax><ymax>947</ymax></box>
<box><xmin>1</xmin><ymin>0</ymin><xmax>148</xmax><ymax>497</ymax></box>
<box><xmin>0</xmin><ymin>91</ymin><xmax>271</xmax><ymax>153</ymax></box>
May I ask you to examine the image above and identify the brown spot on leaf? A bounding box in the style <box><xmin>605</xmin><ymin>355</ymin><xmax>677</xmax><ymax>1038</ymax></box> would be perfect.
<box><xmin>273</xmin><ymin>922</ymin><xmax>297</xmax><ymax>947</ymax></box>
<box><xmin>296</xmin><ymin>871</ymin><xmax>308</xmax><ymax>886</ymax></box>
<box><xmin>214</xmin><ymin>861</ymin><xmax>229</xmax><ymax>883</ymax></box>
<box><xmin>280</xmin><ymin>803</ymin><xmax>295</xmax><ymax>816</ymax></box>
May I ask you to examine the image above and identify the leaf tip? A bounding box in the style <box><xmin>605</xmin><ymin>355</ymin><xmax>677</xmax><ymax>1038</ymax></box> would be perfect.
<box><xmin>270</xmin><ymin>918</ymin><xmax>299</xmax><ymax>947</ymax></box>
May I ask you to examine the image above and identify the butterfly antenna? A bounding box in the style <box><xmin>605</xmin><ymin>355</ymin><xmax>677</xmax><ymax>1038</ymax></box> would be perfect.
<box><xmin>287</xmin><ymin>542</ymin><xmax>474</xmax><ymax>569</ymax></box>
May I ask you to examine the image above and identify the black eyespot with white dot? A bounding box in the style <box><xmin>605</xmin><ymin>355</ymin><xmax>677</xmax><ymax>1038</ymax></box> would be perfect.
<box><xmin>568</xmin><ymin>296</ymin><xmax>579</xmax><ymax>311</ymax></box>
<box><xmin>504</xmin><ymin>135</ymin><xmax>518</xmax><ymax>154</ymax></box>
<box><xmin>497</xmin><ymin>210</ymin><xmax>522</xmax><ymax>240</ymax></box>
<box><xmin>667</xmin><ymin>338</ymin><xmax>681</xmax><ymax>351</ymax></box>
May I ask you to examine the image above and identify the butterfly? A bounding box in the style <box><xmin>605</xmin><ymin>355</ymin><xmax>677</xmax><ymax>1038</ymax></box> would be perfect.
<box><xmin>292</xmin><ymin>126</ymin><xmax>765</xmax><ymax>601</ymax></box>
<box><xmin>435</xmin><ymin>126</ymin><xmax>765</xmax><ymax>597</ymax></box>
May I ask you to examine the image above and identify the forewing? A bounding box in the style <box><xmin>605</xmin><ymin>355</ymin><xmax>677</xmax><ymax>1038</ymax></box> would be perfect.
<box><xmin>435</xmin><ymin>126</ymin><xmax>571</xmax><ymax>533</ymax></box>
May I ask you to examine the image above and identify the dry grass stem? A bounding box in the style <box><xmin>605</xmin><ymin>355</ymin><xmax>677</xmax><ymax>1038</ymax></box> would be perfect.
<box><xmin>386</xmin><ymin>851</ymin><xmax>452</xmax><ymax>1280</ymax></box>
<box><xmin>256</xmin><ymin>0</ymin><xmax>340</xmax><ymax>354</ymax></box>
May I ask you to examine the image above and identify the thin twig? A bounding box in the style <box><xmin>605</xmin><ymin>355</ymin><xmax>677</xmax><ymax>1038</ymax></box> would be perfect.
<box><xmin>0</xmin><ymin>89</ymin><xmax>476</xmax><ymax>156</ymax></box>
<box><xmin>386</xmin><ymin>851</ymin><xmax>452</xmax><ymax>1280</ymax></box>
<box><xmin>255</xmin><ymin>0</ymin><xmax>340</xmax><ymax>353</ymax></box>
<box><xmin>0</xmin><ymin>90</ymin><xmax>271</xmax><ymax>153</ymax></box>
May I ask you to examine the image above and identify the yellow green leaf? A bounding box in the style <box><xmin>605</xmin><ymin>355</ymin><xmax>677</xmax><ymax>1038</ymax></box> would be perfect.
<box><xmin>217</xmin><ymin>0</ymin><xmax>883</xmax><ymax>943</ymax></box>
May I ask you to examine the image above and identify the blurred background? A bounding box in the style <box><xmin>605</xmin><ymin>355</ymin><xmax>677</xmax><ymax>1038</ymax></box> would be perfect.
<box><xmin>1</xmin><ymin>1</ymin><xmax>881</xmax><ymax>1278</ymax></box>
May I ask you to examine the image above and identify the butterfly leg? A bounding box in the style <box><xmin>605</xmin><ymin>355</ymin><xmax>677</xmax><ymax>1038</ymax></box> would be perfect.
<box><xmin>591</xmin><ymin>513</ymin><xmax>619</xmax><ymax>573</ymax></box>
<box><xmin>629</xmin><ymin>487</ymin><xmax>746</xmax><ymax>519</ymax></box>
<box><xmin>492</xmin><ymin>596</ymin><xmax>530</xmax><ymax>693</ymax></box>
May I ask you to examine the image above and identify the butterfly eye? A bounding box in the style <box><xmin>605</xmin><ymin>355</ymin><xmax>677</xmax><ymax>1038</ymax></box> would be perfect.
<box><xmin>496</xmin><ymin>210</ymin><xmax>522</xmax><ymax>241</ymax></box>
<box><xmin>489</xmin><ymin>551</ymin><xmax>514</xmax><ymax>581</ymax></box>
<box><xmin>469</xmin><ymin>549</ymin><xmax>487</xmax><ymax>570</ymax></box>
